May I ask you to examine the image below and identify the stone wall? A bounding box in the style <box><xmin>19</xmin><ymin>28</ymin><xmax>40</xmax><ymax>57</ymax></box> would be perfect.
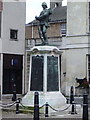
<box><xmin>25</xmin><ymin>23</ymin><xmax>61</xmax><ymax>39</ymax></box>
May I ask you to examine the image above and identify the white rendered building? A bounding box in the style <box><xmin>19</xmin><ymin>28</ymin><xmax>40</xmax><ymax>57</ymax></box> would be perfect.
<box><xmin>0</xmin><ymin>0</ymin><xmax>26</xmax><ymax>95</ymax></box>
<box><xmin>60</xmin><ymin>0</ymin><xmax>90</xmax><ymax>95</ymax></box>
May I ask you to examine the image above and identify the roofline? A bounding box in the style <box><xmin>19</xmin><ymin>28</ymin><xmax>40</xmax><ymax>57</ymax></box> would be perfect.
<box><xmin>26</xmin><ymin>19</ymin><xmax>66</xmax><ymax>26</ymax></box>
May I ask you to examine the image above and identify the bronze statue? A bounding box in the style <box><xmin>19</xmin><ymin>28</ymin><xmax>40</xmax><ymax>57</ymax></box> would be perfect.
<box><xmin>35</xmin><ymin>2</ymin><xmax>52</xmax><ymax>45</ymax></box>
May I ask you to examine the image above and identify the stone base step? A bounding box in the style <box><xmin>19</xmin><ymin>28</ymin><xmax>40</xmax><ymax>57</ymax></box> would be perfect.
<box><xmin>1</xmin><ymin>118</ymin><xmax>84</xmax><ymax>120</ymax></box>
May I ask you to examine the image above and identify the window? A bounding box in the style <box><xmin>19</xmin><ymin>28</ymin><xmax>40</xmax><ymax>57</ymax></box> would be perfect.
<box><xmin>87</xmin><ymin>55</ymin><xmax>90</xmax><ymax>84</ymax></box>
<box><xmin>0</xmin><ymin>1</ymin><xmax>3</xmax><ymax>11</ymax></box>
<box><xmin>60</xmin><ymin>23</ymin><xmax>66</xmax><ymax>37</ymax></box>
<box><xmin>0</xmin><ymin>12</ymin><xmax>1</xmax><ymax>37</ymax></box>
<box><xmin>89</xmin><ymin>2</ymin><xmax>90</xmax><ymax>31</ymax></box>
<box><xmin>10</xmin><ymin>29</ymin><xmax>18</xmax><ymax>40</ymax></box>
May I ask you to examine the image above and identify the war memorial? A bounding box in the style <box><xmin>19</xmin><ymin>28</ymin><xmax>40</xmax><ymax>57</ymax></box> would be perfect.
<box><xmin>1</xmin><ymin>2</ymin><xmax>89</xmax><ymax>120</ymax></box>
<box><xmin>22</xmin><ymin>2</ymin><xmax>67</xmax><ymax>114</ymax></box>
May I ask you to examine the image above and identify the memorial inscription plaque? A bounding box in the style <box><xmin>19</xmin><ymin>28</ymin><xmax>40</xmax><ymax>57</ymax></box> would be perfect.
<box><xmin>30</xmin><ymin>55</ymin><xmax>44</xmax><ymax>91</ymax></box>
<box><xmin>47</xmin><ymin>56</ymin><xmax>59</xmax><ymax>91</ymax></box>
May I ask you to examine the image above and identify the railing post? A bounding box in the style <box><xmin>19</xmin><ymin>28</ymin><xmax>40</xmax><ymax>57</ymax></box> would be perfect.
<box><xmin>83</xmin><ymin>93</ymin><xmax>88</xmax><ymax>120</ymax></box>
<box><xmin>34</xmin><ymin>92</ymin><xmax>39</xmax><ymax>120</ymax></box>
<box><xmin>71</xmin><ymin>101</ymin><xmax>77</xmax><ymax>114</ymax></box>
<box><xmin>45</xmin><ymin>102</ymin><xmax>49</xmax><ymax>117</ymax></box>
<box><xmin>16</xmin><ymin>98</ymin><xmax>20</xmax><ymax>114</ymax></box>
<box><xmin>70</xmin><ymin>86</ymin><xmax>77</xmax><ymax>114</ymax></box>
<box><xmin>70</xmin><ymin>86</ymin><xmax>74</xmax><ymax>104</ymax></box>
<box><xmin>12</xmin><ymin>83</ymin><xmax>17</xmax><ymax>101</ymax></box>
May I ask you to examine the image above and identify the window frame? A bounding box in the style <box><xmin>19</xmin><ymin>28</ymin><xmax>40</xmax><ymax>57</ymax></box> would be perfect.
<box><xmin>0</xmin><ymin>12</ymin><xmax>1</xmax><ymax>38</ymax></box>
<box><xmin>87</xmin><ymin>55</ymin><xmax>90</xmax><ymax>84</ymax></box>
<box><xmin>89</xmin><ymin>2</ymin><xmax>90</xmax><ymax>31</ymax></box>
<box><xmin>60</xmin><ymin>23</ymin><xmax>66</xmax><ymax>37</ymax></box>
<box><xmin>10</xmin><ymin>29</ymin><xmax>18</xmax><ymax>40</ymax></box>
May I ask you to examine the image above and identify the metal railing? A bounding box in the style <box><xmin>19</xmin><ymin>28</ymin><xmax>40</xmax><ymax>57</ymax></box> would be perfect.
<box><xmin>70</xmin><ymin>86</ymin><xmax>88</xmax><ymax>120</ymax></box>
<box><xmin>0</xmin><ymin>87</ymin><xmax>89</xmax><ymax>120</ymax></box>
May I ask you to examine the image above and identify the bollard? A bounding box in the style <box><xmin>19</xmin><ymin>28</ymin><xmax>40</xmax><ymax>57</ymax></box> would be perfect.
<box><xmin>71</xmin><ymin>101</ymin><xmax>77</xmax><ymax>114</ymax></box>
<box><xmin>71</xmin><ymin>102</ymin><xmax>75</xmax><ymax>114</ymax></box>
<box><xmin>66</xmin><ymin>98</ymin><xmax>69</xmax><ymax>104</ymax></box>
<box><xmin>45</xmin><ymin>102</ymin><xmax>49</xmax><ymax>117</ymax></box>
<box><xmin>16</xmin><ymin>98</ymin><xmax>20</xmax><ymax>114</ymax></box>
<box><xmin>83</xmin><ymin>93</ymin><xmax>88</xmax><ymax>120</ymax></box>
<box><xmin>12</xmin><ymin>83</ymin><xmax>17</xmax><ymax>101</ymax></box>
<box><xmin>34</xmin><ymin>92</ymin><xmax>39</xmax><ymax>120</ymax></box>
<box><xmin>70</xmin><ymin>86</ymin><xmax>74</xmax><ymax>104</ymax></box>
<box><xmin>70</xmin><ymin>86</ymin><xmax>77</xmax><ymax>114</ymax></box>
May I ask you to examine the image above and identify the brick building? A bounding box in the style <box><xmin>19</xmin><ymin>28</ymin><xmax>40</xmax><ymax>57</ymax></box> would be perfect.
<box><xmin>25</xmin><ymin>2</ymin><xmax>67</xmax><ymax>47</ymax></box>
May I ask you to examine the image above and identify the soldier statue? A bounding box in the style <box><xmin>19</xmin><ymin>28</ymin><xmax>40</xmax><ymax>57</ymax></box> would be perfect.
<box><xmin>35</xmin><ymin>2</ymin><xmax>52</xmax><ymax>45</ymax></box>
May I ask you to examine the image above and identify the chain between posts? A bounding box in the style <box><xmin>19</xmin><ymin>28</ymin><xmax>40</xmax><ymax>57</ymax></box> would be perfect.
<box><xmin>0</xmin><ymin>101</ymin><xmax>16</xmax><ymax>108</ymax></box>
<box><xmin>1</xmin><ymin>88</ymin><xmax>88</xmax><ymax>120</ymax></box>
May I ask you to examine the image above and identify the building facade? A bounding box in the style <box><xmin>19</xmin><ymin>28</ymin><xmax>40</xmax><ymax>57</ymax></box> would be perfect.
<box><xmin>0</xmin><ymin>0</ymin><xmax>26</xmax><ymax>95</ymax></box>
<box><xmin>63</xmin><ymin>0</ymin><xmax>90</xmax><ymax>95</ymax></box>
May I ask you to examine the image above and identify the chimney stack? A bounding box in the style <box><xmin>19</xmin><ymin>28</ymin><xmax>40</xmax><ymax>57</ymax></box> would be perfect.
<box><xmin>50</xmin><ymin>0</ymin><xmax>63</xmax><ymax>8</ymax></box>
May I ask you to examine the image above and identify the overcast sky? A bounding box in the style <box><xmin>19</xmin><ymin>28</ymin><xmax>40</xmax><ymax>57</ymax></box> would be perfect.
<box><xmin>26</xmin><ymin>0</ymin><xmax>67</xmax><ymax>24</ymax></box>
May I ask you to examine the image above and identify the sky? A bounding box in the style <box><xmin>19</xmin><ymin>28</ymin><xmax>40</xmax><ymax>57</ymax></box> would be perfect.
<box><xmin>26</xmin><ymin>0</ymin><xmax>67</xmax><ymax>24</ymax></box>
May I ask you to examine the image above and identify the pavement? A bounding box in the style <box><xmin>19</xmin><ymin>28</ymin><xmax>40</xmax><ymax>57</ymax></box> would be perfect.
<box><xmin>0</xmin><ymin>95</ymin><xmax>85</xmax><ymax>120</ymax></box>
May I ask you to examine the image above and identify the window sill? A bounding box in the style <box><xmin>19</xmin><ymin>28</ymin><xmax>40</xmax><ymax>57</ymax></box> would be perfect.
<box><xmin>87</xmin><ymin>32</ymin><xmax>90</xmax><ymax>34</ymax></box>
<box><xmin>10</xmin><ymin>39</ymin><xmax>18</xmax><ymax>41</ymax></box>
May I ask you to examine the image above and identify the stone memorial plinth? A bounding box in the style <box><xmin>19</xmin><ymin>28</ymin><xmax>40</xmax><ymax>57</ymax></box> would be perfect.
<box><xmin>22</xmin><ymin>45</ymin><xmax>66</xmax><ymax>112</ymax></box>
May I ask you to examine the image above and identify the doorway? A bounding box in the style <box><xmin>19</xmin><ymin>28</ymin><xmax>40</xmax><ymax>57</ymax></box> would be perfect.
<box><xmin>3</xmin><ymin>54</ymin><xmax>23</xmax><ymax>94</ymax></box>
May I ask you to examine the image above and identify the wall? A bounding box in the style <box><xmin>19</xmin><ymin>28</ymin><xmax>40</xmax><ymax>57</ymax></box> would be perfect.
<box><xmin>0</xmin><ymin>38</ymin><xmax>2</xmax><ymax>53</ymax></box>
<box><xmin>0</xmin><ymin>54</ymin><xmax>1</xmax><ymax>85</ymax></box>
<box><xmin>25</xmin><ymin>25</ymin><xmax>32</xmax><ymax>39</ymax></box>
<box><xmin>25</xmin><ymin>23</ymin><xmax>61</xmax><ymax>39</ymax></box>
<box><xmin>2</xmin><ymin>1</ymin><xmax>26</xmax><ymax>54</ymax></box>
<box><xmin>63</xmin><ymin>1</ymin><xmax>89</xmax><ymax>95</ymax></box>
<box><xmin>67</xmin><ymin>2</ymin><xmax>88</xmax><ymax>36</ymax></box>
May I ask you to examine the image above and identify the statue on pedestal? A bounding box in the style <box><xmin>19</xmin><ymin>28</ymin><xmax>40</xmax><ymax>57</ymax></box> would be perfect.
<box><xmin>35</xmin><ymin>2</ymin><xmax>52</xmax><ymax>45</ymax></box>
<box><xmin>22</xmin><ymin>2</ymin><xmax>67</xmax><ymax>113</ymax></box>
